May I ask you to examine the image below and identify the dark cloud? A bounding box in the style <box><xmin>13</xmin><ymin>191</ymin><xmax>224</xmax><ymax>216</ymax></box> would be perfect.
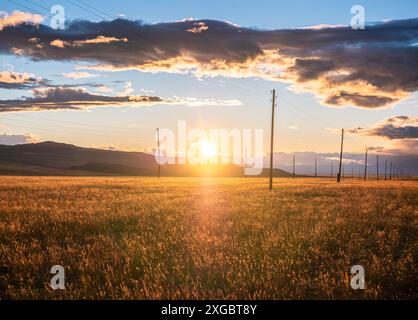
<box><xmin>325</xmin><ymin>92</ymin><xmax>396</xmax><ymax>108</ymax></box>
<box><xmin>1</xmin><ymin>13</ymin><xmax>418</xmax><ymax>108</ymax></box>
<box><xmin>0</xmin><ymin>86</ymin><xmax>242</xmax><ymax>112</ymax></box>
<box><xmin>0</xmin><ymin>70</ymin><xmax>113</xmax><ymax>90</ymax></box>
<box><xmin>351</xmin><ymin>116</ymin><xmax>418</xmax><ymax>139</ymax></box>
<box><xmin>0</xmin><ymin>87</ymin><xmax>163</xmax><ymax>112</ymax></box>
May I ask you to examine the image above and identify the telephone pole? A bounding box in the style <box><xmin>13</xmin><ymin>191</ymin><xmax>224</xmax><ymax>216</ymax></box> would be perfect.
<box><xmin>376</xmin><ymin>155</ymin><xmax>379</xmax><ymax>180</ymax></box>
<box><xmin>337</xmin><ymin>129</ymin><xmax>344</xmax><ymax>183</ymax></box>
<box><xmin>315</xmin><ymin>158</ymin><xmax>317</xmax><ymax>177</ymax></box>
<box><xmin>156</xmin><ymin>128</ymin><xmax>161</xmax><ymax>179</ymax></box>
<box><xmin>269</xmin><ymin>89</ymin><xmax>276</xmax><ymax>190</ymax></box>
<box><xmin>364</xmin><ymin>147</ymin><xmax>368</xmax><ymax>181</ymax></box>
<box><xmin>384</xmin><ymin>159</ymin><xmax>387</xmax><ymax>181</ymax></box>
<box><xmin>292</xmin><ymin>154</ymin><xmax>295</xmax><ymax>178</ymax></box>
<box><xmin>244</xmin><ymin>146</ymin><xmax>248</xmax><ymax>178</ymax></box>
<box><xmin>389</xmin><ymin>162</ymin><xmax>392</xmax><ymax>180</ymax></box>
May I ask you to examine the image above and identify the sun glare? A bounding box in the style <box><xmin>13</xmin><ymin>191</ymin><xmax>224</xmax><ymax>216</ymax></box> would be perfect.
<box><xmin>199</xmin><ymin>141</ymin><xmax>217</xmax><ymax>159</ymax></box>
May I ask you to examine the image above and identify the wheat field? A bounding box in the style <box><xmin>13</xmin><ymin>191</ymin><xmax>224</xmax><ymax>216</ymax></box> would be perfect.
<box><xmin>0</xmin><ymin>176</ymin><xmax>417</xmax><ymax>299</ymax></box>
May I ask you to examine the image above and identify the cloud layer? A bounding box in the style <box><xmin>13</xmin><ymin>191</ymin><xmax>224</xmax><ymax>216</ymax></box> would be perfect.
<box><xmin>0</xmin><ymin>87</ymin><xmax>242</xmax><ymax>112</ymax></box>
<box><xmin>350</xmin><ymin>116</ymin><xmax>418</xmax><ymax>140</ymax></box>
<box><xmin>1</xmin><ymin>12</ymin><xmax>418</xmax><ymax>108</ymax></box>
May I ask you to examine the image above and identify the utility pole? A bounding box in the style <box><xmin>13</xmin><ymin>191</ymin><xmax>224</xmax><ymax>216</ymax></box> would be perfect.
<box><xmin>337</xmin><ymin>129</ymin><xmax>344</xmax><ymax>183</ymax></box>
<box><xmin>156</xmin><ymin>128</ymin><xmax>161</xmax><ymax>179</ymax></box>
<box><xmin>384</xmin><ymin>159</ymin><xmax>387</xmax><ymax>181</ymax></box>
<box><xmin>376</xmin><ymin>155</ymin><xmax>379</xmax><ymax>180</ymax></box>
<box><xmin>292</xmin><ymin>154</ymin><xmax>295</xmax><ymax>178</ymax></box>
<box><xmin>244</xmin><ymin>146</ymin><xmax>248</xmax><ymax>178</ymax></box>
<box><xmin>389</xmin><ymin>162</ymin><xmax>392</xmax><ymax>180</ymax></box>
<box><xmin>315</xmin><ymin>158</ymin><xmax>317</xmax><ymax>177</ymax></box>
<box><xmin>364</xmin><ymin>147</ymin><xmax>368</xmax><ymax>181</ymax></box>
<box><xmin>269</xmin><ymin>89</ymin><xmax>276</xmax><ymax>190</ymax></box>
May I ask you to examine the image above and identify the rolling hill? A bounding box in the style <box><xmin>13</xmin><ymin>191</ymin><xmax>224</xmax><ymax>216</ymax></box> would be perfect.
<box><xmin>0</xmin><ymin>141</ymin><xmax>292</xmax><ymax>177</ymax></box>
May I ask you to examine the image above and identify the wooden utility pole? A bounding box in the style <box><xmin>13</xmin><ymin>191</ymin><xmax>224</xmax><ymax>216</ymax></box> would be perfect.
<box><xmin>376</xmin><ymin>155</ymin><xmax>379</xmax><ymax>180</ymax></box>
<box><xmin>337</xmin><ymin>129</ymin><xmax>344</xmax><ymax>183</ymax></box>
<box><xmin>156</xmin><ymin>128</ymin><xmax>161</xmax><ymax>179</ymax></box>
<box><xmin>389</xmin><ymin>162</ymin><xmax>392</xmax><ymax>180</ymax></box>
<box><xmin>244</xmin><ymin>146</ymin><xmax>248</xmax><ymax>178</ymax></box>
<box><xmin>315</xmin><ymin>158</ymin><xmax>317</xmax><ymax>177</ymax></box>
<box><xmin>292</xmin><ymin>154</ymin><xmax>295</xmax><ymax>178</ymax></box>
<box><xmin>269</xmin><ymin>89</ymin><xmax>276</xmax><ymax>190</ymax></box>
<box><xmin>364</xmin><ymin>147</ymin><xmax>368</xmax><ymax>181</ymax></box>
<box><xmin>384</xmin><ymin>159</ymin><xmax>387</xmax><ymax>181</ymax></box>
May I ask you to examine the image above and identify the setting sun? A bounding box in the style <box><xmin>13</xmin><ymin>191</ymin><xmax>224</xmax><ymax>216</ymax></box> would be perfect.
<box><xmin>199</xmin><ymin>141</ymin><xmax>218</xmax><ymax>159</ymax></box>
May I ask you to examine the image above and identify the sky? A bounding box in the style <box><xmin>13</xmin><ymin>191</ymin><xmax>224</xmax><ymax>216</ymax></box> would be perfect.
<box><xmin>0</xmin><ymin>0</ymin><xmax>417</xmax><ymax>174</ymax></box>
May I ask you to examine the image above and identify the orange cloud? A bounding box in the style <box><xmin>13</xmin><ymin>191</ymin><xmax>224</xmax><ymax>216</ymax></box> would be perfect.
<box><xmin>50</xmin><ymin>36</ymin><xmax>128</xmax><ymax>48</ymax></box>
<box><xmin>0</xmin><ymin>11</ymin><xmax>43</xmax><ymax>31</ymax></box>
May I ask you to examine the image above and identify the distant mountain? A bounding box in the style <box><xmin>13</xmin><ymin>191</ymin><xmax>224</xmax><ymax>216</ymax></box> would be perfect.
<box><xmin>0</xmin><ymin>141</ymin><xmax>292</xmax><ymax>177</ymax></box>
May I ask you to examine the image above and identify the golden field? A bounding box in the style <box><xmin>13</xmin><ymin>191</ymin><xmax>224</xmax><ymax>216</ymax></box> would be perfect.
<box><xmin>0</xmin><ymin>176</ymin><xmax>417</xmax><ymax>299</ymax></box>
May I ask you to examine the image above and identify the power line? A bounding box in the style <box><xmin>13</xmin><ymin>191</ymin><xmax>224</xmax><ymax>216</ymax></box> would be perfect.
<box><xmin>5</xmin><ymin>113</ymin><xmax>155</xmax><ymax>132</ymax></box>
<box><xmin>0</xmin><ymin>116</ymin><xmax>151</xmax><ymax>140</ymax></box>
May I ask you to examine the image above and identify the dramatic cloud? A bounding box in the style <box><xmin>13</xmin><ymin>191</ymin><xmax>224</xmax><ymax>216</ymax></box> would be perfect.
<box><xmin>0</xmin><ymin>70</ymin><xmax>42</xmax><ymax>89</ymax></box>
<box><xmin>0</xmin><ymin>133</ymin><xmax>38</xmax><ymax>145</ymax></box>
<box><xmin>350</xmin><ymin>116</ymin><xmax>418</xmax><ymax>139</ymax></box>
<box><xmin>1</xmin><ymin>14</ymin><xmax>418</xmax><ymax>108</ymax></box>
<box><xmin>0</xmin><ymin>87</ymin><xmax>242</xmax><ymax>112</ymax></box>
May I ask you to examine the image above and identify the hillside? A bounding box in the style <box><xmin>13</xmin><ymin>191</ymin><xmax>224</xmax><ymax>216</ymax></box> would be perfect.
<box><xmin>0</xmin><ymin>141</ymin><xmax>292</xmax><ymax>177</ymax></box>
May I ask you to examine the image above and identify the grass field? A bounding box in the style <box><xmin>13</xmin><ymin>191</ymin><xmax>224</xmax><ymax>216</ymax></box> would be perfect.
<box><xmin>0</xmin><ymin>176</ymin><xmax>417</xmax><ymax>299</ymax></box>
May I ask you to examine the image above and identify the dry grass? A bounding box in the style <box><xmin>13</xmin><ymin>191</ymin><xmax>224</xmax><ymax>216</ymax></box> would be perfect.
<box><xmin>0</xmin><ymin>176</ymin><xmax>417</xmax><ymax>299</ymax></box>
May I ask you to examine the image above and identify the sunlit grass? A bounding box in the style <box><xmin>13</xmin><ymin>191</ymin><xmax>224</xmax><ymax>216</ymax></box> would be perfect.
<box><xmin>0</xmin><ymin>176</ymin><xmax>417</xmax><ymax>299</ymax></box>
